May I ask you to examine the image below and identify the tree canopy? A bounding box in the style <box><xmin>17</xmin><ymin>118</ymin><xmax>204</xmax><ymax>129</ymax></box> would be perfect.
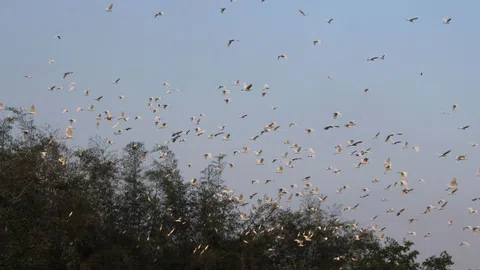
<box><xmin>0</xmin><ymin>110</ymin><xmax>454</xmax><ymax>269</ymax></box>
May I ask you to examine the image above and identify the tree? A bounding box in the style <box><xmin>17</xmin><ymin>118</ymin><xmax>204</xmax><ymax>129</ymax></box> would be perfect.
<box><xmin>0</xmin><ymin>114</ymin><xmax>456</xmax><ymax>270</ymax></box>
<box><xmin>188</xmin><ymin>153</ymin><xmax>242</xmax><ymax>268</ymax></box>
<box><xmin>350</xmin><ymin>237</ymin><xmax>420</xmax><ymax>270</ymax></box>
<box><xmin>421</xmin><ymin>251</ymin><xmax>454</xmax><ymax>270</ymax></box>
<box><xmin>116</xmin><ymin>142</ymin><xmax>150</xmax><ymax>235</ymax></box>
<box><xmin>144</xmin><ymin>145</ymin><xmax>192</xmax><ymax>268</ymax></box>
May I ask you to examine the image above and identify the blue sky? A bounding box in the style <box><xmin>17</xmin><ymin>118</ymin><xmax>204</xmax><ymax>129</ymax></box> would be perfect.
<box><xmin>1</xmin><ymin>0</ymin><xmax>480</xmax><ymax>268</ymax></box>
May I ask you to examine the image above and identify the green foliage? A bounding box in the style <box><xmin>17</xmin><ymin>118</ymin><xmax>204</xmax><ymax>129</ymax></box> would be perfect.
<box><xmin>0</xmin><ymin>111</ymin><xmax>455</xmax><ymax>269</ymax></box>
<box><xmin>421</xmin><ymin>251</ymin><xmax>454</xmax><ymax>270</ymax></box>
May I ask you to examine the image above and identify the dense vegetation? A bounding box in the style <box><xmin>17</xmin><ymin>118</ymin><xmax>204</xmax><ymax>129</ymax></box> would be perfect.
<box><xmin>0</xmin><ymin>109</ymin><xmax>454</xmax><ymax>269</ymax></box>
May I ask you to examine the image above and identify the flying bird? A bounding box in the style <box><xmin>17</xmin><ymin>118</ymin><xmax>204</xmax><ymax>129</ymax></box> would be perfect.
<box><xmin>367</xmin><ymin>55</ymin><xmax>385</xmax><ymax>61</ymax></box>
<box><xmin>228</xmin><ymin>39</ymin><xmax>239</xmax><ymax>47</ymax></box>
<box><xmin>29</xmin><ymin>104</ymin><xmax>36</xmax><ymax>115</ymax></box>
<box><xmin>63</xmin><ymin>72</ymin><xmax>73</xmax><ymax>79</ymax></box>
<box><xmin>106</xmin><ymin>4</ymin><xmax>113</xmax><ymax>12</ymax></box>
<box><xmin>298</xmin><ymin>9</ymin><xmax>307</xmax><ymax>16</ymax></box>
<box><xmin>438</xmin><ymin>150</ymin><xmax>452</xmax><ymax>158</ymax></box>
<box><xmin>66</xmin><ymin>126</ymin><xmax>73</xmax><ymax>139</ymax></box>
<box><xmin>324</xmin><ymin>125</ymin><xmax>340</xmax><ymax>130</ymax></box>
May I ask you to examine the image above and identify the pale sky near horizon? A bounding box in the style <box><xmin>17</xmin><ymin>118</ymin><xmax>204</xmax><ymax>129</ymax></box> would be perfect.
<box><xmin>1</xmin><ymin>0</ymin><xmax>480</xmax><ymax>268</ymax></box>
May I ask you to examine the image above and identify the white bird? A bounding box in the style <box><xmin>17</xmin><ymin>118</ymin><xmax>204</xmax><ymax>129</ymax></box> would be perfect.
<box><xmin>65</xmin><ymin>126</ymin><xmax>73</xmax><ymax>139</ymax></box>
<box><xmin>29</xmin><ymin>104</ymin><xmax>36</xmax><ymax>115</ymax></box>
<box><xmin>398</xmin><ymin>171</ymin><xmax>408</xmax><ymax>180</ymax></box>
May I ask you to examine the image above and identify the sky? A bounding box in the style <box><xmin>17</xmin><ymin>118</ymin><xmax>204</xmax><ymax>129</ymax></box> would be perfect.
<box><xmin>1</xmin><ymin>0</ymin><xmax>480</xmax><ymax>268</ymax></box>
